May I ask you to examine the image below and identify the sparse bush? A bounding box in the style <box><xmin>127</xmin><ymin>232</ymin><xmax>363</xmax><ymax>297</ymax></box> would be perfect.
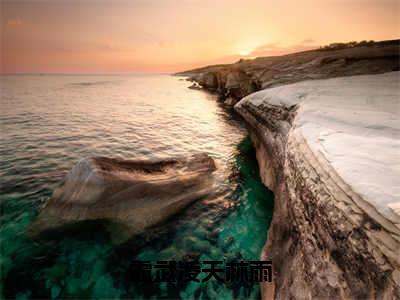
<box><xmin>319</xmin><ymin>40</ymin><xmax>376</xmax><ymax>51</ymax></box>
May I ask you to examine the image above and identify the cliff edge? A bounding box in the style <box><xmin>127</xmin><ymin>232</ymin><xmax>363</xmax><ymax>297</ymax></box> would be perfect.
<box><xmin>235</xmin><ymin>72</ymin><xmax>400</xmax><ymax>299</ymax></box>
<box><xmin>178</xmin><ymin>40</ymin><xmax>399</xmax><ymax>106</ymax></box>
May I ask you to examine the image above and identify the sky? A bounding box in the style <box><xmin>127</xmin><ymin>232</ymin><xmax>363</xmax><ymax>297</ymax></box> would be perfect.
<box><xmin>1</xmin><ymin>0</ymin><xmax>399</xmax><ymax>73</ymax></box>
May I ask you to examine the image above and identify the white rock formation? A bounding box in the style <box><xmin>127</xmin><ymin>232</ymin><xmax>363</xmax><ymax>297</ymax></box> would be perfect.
<box><xmin>235</xmin><ymin>72</ymin><xmax>400</xmax><ymax>299</ymax></box>
<box><xmin>238</xmin><ymin>71</ymin><xmax>400</xmax><ymax>229</ymax></box>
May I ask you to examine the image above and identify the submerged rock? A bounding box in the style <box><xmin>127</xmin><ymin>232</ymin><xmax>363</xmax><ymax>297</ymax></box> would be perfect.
<box><xmin>30</xmin><ymin>153</ymin><xmax>216</xmax><ymax>244</ymax></box>
<box><xmin>235</xmin><ymin>72</ymin><xmax>400</xmax><ymax>299</ymax></box>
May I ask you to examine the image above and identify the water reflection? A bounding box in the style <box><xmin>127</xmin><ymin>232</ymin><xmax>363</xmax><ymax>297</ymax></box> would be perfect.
<box><xmin>0</xmin><ymin>74</ymin><xmax>273</xmax><ymax>299</ymax></box>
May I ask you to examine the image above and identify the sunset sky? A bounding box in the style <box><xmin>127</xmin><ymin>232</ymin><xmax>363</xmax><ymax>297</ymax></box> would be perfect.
<box><xmin>1</xmin><ymin>0</ymin><xmax>399</xmax><ymax>73</ymax></box>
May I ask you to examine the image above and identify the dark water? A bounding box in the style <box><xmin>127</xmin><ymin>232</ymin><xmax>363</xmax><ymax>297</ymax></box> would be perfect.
<box><xmin>0</xmin><ymin>74</ymin><xmax>274</xmax><ymax>299</ymax></box>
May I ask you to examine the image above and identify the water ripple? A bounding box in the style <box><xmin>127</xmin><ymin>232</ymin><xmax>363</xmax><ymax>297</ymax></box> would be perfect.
<box><xmin>0</xmin><ymin>74</ymin><xmax>273</xmax><ymax>299</ymax></box>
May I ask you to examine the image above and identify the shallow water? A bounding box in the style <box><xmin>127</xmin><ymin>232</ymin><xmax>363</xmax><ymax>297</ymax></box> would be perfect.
<box><xmin>0</xmin><ymin>74</ymin><xmax>274</xmax><ymax>299</ymax></box>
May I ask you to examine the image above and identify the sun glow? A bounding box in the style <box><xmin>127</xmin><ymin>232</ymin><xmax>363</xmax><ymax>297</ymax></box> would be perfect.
<box><xmin>236</xmin><ymin>39</ymin><xmax>264</xmax><ymax>57</ymax></box>
<box><xmin>238</xmin><ymin>48</ymin><xmax>253</xmax><ymax>56</ymax></box>
<box><xmin>2</xmin><ymin>0</ymin><xmax>399</xmax><ymax>73</ymax></box>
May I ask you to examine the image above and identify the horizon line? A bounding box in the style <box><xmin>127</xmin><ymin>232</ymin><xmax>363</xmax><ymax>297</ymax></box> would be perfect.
<box><xmin>0</xmin><ymin>71</ymin><xmax>174</xmax><ymax>76</ymax></box>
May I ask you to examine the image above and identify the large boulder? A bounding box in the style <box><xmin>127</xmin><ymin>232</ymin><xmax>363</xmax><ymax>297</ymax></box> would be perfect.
<box><xmin>30</xmin><ymin>153</ymin><xmax>216</xmax><ymax>244</ymax></box>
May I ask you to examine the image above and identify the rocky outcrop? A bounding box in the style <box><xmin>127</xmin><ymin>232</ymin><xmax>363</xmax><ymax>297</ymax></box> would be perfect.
<box><xmin>178</xmin><ymin>40</ymin><xmax>400</xmax><ymax>105</ymax></box>
<box><xmin>188</xmin><ymin>68</ymin><xmax>259</xmax><ymax>104</ymax></box>
<box><xmin>235</xmin><ymin>73</ymin><xmax>400</xmax><ymax>299</ymax></box>
<box><xmin>176</xmin><ymin>40</ymin><xmax>400</xmax><ymax>298</ymax></box>
<box><xmin>30</xmin><ymin>154</ymin><xmax>216</xmax><ymax>244</ymax></box>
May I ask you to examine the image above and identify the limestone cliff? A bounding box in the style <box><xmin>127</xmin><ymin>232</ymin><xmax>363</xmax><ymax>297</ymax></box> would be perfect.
<box><xmin>177</xmin><ymin>40</ymin><xmax>400</xmax><ymax>106</ymax></box>
<box><xmin>235</xmin><ymin>73</ymin><xmax>400</xmax><ymax>299</ymax></box>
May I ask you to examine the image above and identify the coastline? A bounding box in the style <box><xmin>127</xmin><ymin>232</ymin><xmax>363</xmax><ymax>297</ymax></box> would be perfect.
<box><xmin>179</xmin><ymin>41</ymin><xmax>400</xmax><ymax>298</ymax></box>
<box><xmin>177</xmin><ymin>40</ymin><xmax>400</xmax><ymax>106</ymax></box>
<box><xmin>1</xmin><ymin>74</ymin><xmax>274</xmax><ymax>299</ymax></box>
<box><xmin>235</xmin><ymin>73</ymin><xmax>400</xmax><ymax>298</ymax></box>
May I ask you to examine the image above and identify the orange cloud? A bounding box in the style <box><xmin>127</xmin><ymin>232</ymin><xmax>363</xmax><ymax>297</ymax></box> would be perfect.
<box><xmin>249</xmin><ymin>40</ymin><xmax>319</xmax><ymax>58</ymax></box>
<box><xmin>1</xmin><ymin>0</ymin><xmax>399</xmax><ymax>73</ymax></box>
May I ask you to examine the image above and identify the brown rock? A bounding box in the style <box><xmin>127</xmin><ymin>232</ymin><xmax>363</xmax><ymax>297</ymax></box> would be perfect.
<box><xmin>178</xmin><ymin>39</ymin><xmax>400</xmax><ymax>101</ymax></box>
<box><xmin>29</xmin><ymin>153</ymin><xmax>216</xmax><ymax>244</ymax></box>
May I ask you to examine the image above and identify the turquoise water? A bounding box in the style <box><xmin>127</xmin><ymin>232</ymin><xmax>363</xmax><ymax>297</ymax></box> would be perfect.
<box><xmin>0</xmin><ymin>74</ymin><xmax>274</xmax><ymax>299</ymax></box>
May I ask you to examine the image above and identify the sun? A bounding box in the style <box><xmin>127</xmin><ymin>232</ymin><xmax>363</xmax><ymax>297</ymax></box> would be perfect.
<box><xmin>236</xmin><ymin>39</ymin><xmax>264</xmax><ymax>57</ymax></box>
<box><xmin>238</xmin><ymin>48</ymin><xmax>252</xmax><ymax>56</ymax></box>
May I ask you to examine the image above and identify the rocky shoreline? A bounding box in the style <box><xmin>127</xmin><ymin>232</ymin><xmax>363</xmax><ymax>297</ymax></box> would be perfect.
<box><xmin>177</xmin><ymin>40</ymin><xmax>399</xmax><ymax>106</ymax></box>
<box><xmin>179</xmin><ymin>41</ymin><xmax>400</xmax><ymax>299</ymax></box>
<box><xmin>236</xmin><ymin>73</ymin><xmax>400</xmax><ymax>299</ymax></box>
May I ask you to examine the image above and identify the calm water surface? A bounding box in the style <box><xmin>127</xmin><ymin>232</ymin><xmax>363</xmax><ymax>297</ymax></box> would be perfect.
<box><xmin>0</xmin><ymin>74</ymin><xmax>274</xmax><ymax>299</ymax></box>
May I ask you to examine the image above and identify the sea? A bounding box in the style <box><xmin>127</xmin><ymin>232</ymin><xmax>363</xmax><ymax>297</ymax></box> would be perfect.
<box><xmin>0</xmin><ymin>74</ymin><xmax>274</xmax><ymax>299</ymax></box>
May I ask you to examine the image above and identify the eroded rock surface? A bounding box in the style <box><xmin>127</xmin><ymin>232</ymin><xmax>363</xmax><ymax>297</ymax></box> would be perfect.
<box><xmin>178</xmin><ymin>40</ymin><xmax>399</xmax><ymax>104</ymax></box>
<box><xmin>235</xmin><ymin>72</ymin><xmax>400</xmax><ymax>299</ymax></box>
<box><xmin>30</xmin><ymin>153</ymin><xmax>216</xmax><ymax>244</ymax></box>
